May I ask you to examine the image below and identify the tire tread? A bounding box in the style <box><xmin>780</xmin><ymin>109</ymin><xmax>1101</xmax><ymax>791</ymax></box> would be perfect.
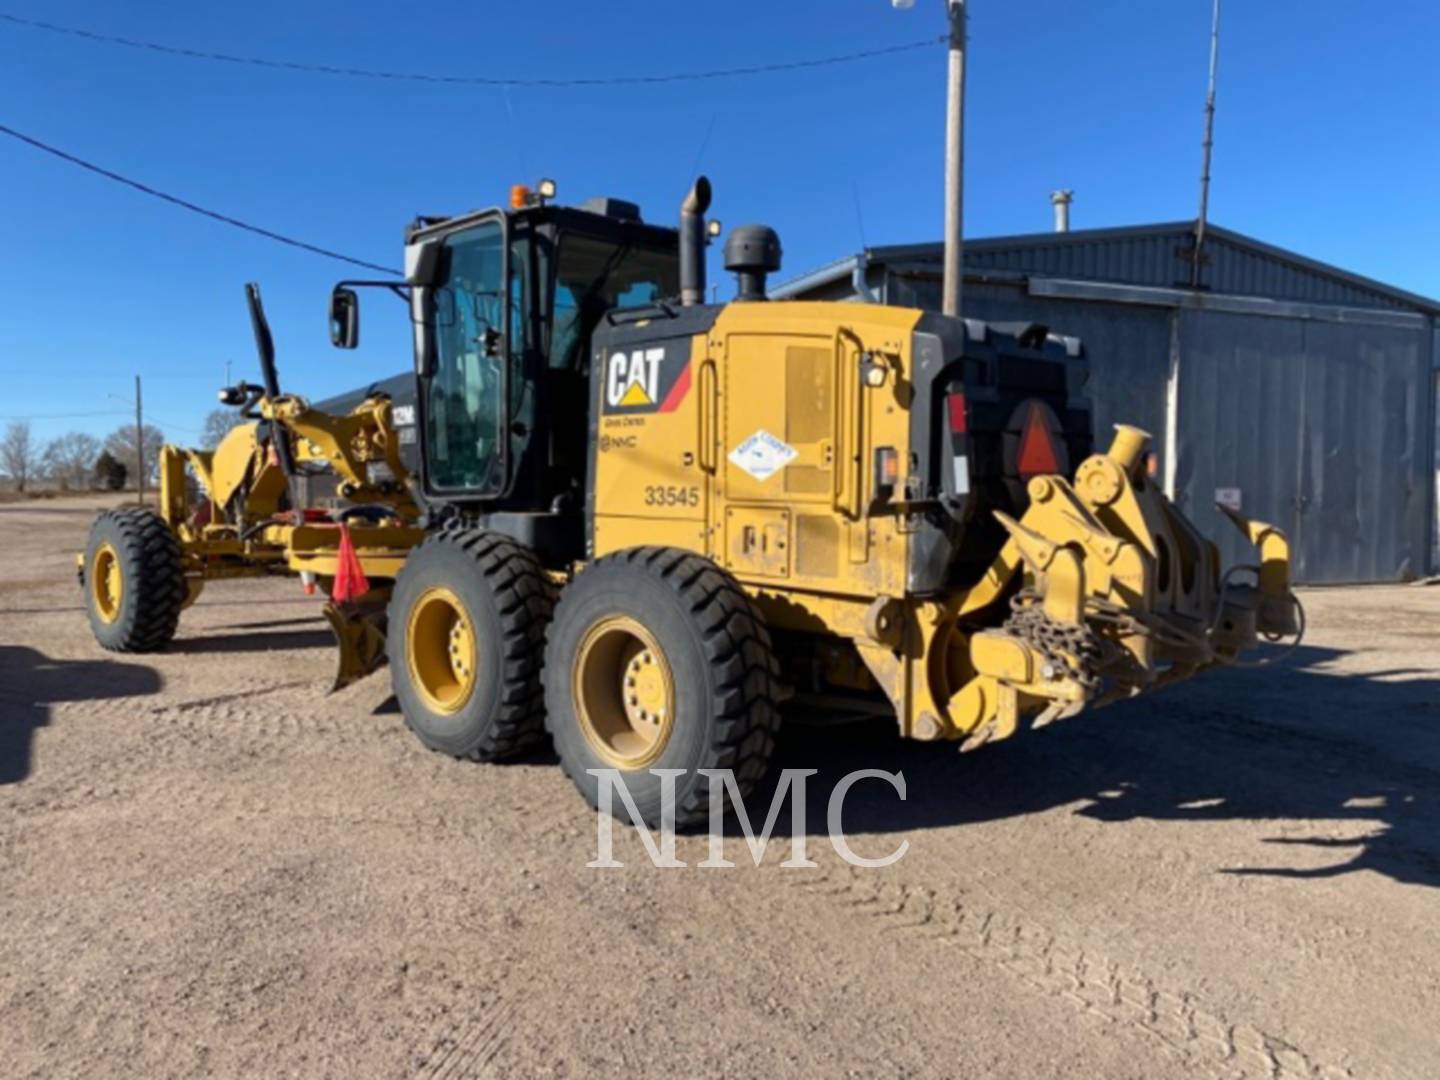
<box><xmin>85</xmin><ymin>507</ymin><xmax>185</xmax><ymax>652</ymax></box>
<box><xmin>393</xmin><ymin>528</ymin><xmax>555</xmax><ymax>761</ymax></box>
<box><xmin>547</xmin><ymin>545</ymin><xmax>780</xmax><ymax>825</ymax></box>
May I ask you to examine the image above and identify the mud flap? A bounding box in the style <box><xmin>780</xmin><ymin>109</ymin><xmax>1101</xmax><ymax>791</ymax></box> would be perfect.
<box><xmin>324</xmin><ymin>589</ymin><xmax>390</xmax><ymax>692</ymax></box>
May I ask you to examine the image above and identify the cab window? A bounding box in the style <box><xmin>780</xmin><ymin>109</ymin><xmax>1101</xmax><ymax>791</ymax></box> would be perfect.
<box><xmin>548</xmin><ymin>236</ymin><xmax>678</xmax><ymax>371</ymax></box>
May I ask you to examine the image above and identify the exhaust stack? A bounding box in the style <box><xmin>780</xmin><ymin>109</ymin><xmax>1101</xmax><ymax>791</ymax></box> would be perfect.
<box><xmin>679</xmin><ymin>177</ymin><xmax>712</xmax><ymax>306</ymax></box>
<box><xmin>1050</xmin><ymin>189</ymin><xmax>1073</xmax><ymax>233</ymax></box>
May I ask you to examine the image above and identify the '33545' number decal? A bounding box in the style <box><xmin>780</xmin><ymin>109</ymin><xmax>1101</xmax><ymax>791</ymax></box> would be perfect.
<box><xmin>644</xmin><ymin>485</ymin><xmax>700</xmax><ymax>508</ymax></box>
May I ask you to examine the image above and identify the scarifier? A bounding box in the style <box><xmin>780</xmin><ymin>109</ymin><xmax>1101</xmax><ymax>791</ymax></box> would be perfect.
<box><xmin>80</xmin><ymin>178</ymin><xmax>1301</xmax><ymax>825</ymax></box>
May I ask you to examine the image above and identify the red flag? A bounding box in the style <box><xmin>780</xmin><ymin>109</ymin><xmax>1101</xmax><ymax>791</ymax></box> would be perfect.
<box><xmin>331</xmin><ymin>524</ymin><xmax>370</xmax><ymax>603</ymax></box>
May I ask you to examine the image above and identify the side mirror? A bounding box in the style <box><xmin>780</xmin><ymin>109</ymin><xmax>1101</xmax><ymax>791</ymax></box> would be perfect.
<box><xmin>329</xmin><ymin>287</ymin><xmax>359</xmax><ymax>349</ymax></box>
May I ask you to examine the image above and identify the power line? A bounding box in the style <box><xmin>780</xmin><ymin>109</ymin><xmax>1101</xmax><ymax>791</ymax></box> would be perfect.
<box><xmin>0</xmin><ymin>408</ymin><xmax>202</xmax><ymax>436</ymax></box>
<box><xmin>74</xmin><ymin>371</ymin><xmax>222</xmax><ymax>382</ymax></box>
<box><xmin>0</xmin><ymin>12</ymin><xmax>944</xmax><ymax>87</ymax></box>
<box><xmin>0</xmin><ymin>409</ymin><xmax>130</xmax><ymax>421</ymax></box>
<box><xmin>0</xmin><ymin>122</ymin><xmax>400</xmax><ymax>275</ymax></box>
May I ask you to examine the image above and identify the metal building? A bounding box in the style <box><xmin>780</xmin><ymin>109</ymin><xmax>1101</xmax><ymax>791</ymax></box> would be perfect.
<box><xmin>773</xmin><ymin>222</ymin><xmax>1440</xmax><ymax>584</ymax></box>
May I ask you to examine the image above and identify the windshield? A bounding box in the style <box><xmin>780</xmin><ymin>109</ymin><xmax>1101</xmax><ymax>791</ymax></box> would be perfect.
<box><xmin>426</xmin><ymin>219</ymin><xmax>510</xmax><ymax>492</ymax></box>
<box><xmin>548</xmin><ymin>235</ymin><xmax>678</xmax><ymax>371</ymax></box>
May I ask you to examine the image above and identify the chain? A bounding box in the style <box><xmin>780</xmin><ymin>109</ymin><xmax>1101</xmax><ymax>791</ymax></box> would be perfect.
<box><xmin>1003</xmin><ymin>591</ymin><xmax>1105</xmax><ymax>691</ymax></box>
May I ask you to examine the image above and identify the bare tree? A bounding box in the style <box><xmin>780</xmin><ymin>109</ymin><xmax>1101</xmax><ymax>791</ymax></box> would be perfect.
<box><xmin>41</xmin><ymin>432</ymin><xmax>102</xmax><ymax>491</ymax></box>
<box><xmin>201</xmin><ymin>408</ymin><xmax>245</xmax><ymax>450</ymax></box>
<box><xmin>0</xmin><ymin>421</ymin><xmax>40</xmax><ymax>492</ymax></box>
<box><xmin>103</xmin><ymin>424</ymin><xmax>167</xmax><ymax>487</ymax></box>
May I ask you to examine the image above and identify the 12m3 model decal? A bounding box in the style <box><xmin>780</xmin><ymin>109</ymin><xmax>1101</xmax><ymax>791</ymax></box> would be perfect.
<box><xmin>601</xmin><ymin>340</ymin><xmax>692</xmax><ymax>415</ymax></box>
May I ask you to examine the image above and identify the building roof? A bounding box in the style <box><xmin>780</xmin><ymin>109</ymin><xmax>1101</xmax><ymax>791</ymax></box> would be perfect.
<box><xmin>774</xmin><ymin>221</ymin><xmax>1440</xmax><ymax>317</ymax></box>
<box><xmin>312</xmin><ymin>372</ymin><xmax>415</xmax><ymax>415</ymax></box>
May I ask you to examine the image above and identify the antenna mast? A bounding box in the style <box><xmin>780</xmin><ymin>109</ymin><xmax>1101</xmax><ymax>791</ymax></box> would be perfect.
<box><xmin>1192</xmin><ymin>0</ymin><xmax>1221</xmax><ymax>288</ymax></box>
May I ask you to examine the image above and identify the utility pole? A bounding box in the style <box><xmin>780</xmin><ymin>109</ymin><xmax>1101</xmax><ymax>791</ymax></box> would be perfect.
<box><xmin>134</xmin><ymin>374</ymin><xmax>145</xmax><ymax>505</ymax></box>
<box><xmin>1192</xmin><ymin>0</ymin><xmax>1221</xmax><ymax>288</ymax></box>
<box><xmin>893</xmin><ymin>0</ymin><xmax>966</xmax><ymax>315</ymax></box>
<box><xmin>942</xmin><ymin>0</ymin><xmax>967</xmax><ymax>317</ymax></box>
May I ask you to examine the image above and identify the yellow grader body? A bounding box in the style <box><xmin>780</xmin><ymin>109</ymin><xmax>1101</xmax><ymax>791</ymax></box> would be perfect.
<box><xmin>583</xmin><ymin>299</ymin><xmax>1297</xmax><ymax>753</ymax></box>
<box><xmin>79</xmin><ymin>181</ymin><xmax>1301</xmax><ymax>826</ymax></box>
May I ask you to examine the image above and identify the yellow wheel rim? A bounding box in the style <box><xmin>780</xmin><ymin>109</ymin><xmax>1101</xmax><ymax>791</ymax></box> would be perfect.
<box><xmin>405</xmin><ymin>586</ymin><xmax>478</xmax><ymax>714</ymax></box>
<box><xmin>573</xmin><ymin>615</ymin><xmax>675</xmax><ymax>769</ymax></box>
<box><xmin>91</xmin><ymin>542</ymin><xmax>123</xmax><ymax>624</ymax></box>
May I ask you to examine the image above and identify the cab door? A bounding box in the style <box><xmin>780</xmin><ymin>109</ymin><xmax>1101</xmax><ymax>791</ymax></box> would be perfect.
<box><xmin>418</xmin><ymin>215</ymin><xmax>513</xmax><ymax>497</ymax></box>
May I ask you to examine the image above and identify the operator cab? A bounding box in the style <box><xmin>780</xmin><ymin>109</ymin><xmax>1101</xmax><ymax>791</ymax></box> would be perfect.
<box><xmin>330</xmin><ymin>180</ymin><xmax>681</xmax><ymax>559</ymax></box>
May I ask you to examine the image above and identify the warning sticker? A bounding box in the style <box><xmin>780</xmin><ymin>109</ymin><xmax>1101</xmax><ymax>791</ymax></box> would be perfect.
<box><xmin>728</xmin><ymin>430</ymin><xmax>798</xmax><ymax>482</ymax></box>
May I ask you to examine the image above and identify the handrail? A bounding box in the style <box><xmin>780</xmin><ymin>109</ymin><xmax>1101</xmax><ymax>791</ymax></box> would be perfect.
<box><xmin>698</xmin><ymin>358</ymin><xmax>718</xmax><ymax>474</ymax></box>
<box><xmin>832</xmin><ymin>327</ymin><xmax>865</xmax><ymax>519</ymax></box>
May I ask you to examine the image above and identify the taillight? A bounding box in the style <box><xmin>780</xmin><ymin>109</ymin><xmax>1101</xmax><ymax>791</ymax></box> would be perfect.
<box><xmin>876</xmin><ymin>447</ymin><xmax>900</xmax><ymax>487</ymax></box>
<box><xmin>945</xmin><ymin>389</ymin><xmax>970</xmax><ymax>499</ymax></box>
<box><xmin>946</xmin><ymin>391</ymin><xmax>968</xmax><ymax>435</ymax></box>
<box><xmin>873</xmin><ymin>446</ymin><xmax>899</xmax><ymax>506</ymax></box>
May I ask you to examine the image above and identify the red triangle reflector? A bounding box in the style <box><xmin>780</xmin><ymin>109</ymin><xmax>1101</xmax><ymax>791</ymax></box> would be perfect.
<box><xmin>1017</xmin><ymin>403</ymin><xmax>1061</xmax><ymax>478</ymax></box>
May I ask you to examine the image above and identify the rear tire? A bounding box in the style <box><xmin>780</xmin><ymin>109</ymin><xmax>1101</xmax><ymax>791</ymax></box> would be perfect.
<box><xmin>544</xmin><ymin>547</ymin><xmax>780</xmax><ymax>828</ymax></box>
<box><xmin>388</xmin><ymin>529</ymin><xmax>554</xmax><ymax>761</ymax></box>
<box><xmin>82</xmin><ymin>507</ymin><xmax>186</xmax><ymax>652</ymax></box>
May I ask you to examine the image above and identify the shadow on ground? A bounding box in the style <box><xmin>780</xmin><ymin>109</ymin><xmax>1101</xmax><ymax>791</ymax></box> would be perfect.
<box><xmin>335</xmin><ymin>643</ymin><xmax>1440</xmax><ymax>889</ymax></box>
<box><xmin>0</xmin><ymin>645</ymin><xmax>163</xmax><ymax>785</ymax></box>
<box><xmin>3</xmin><ymin>597</ymin><xmax>325</xmax><ymax>617</ymax></box>
<box><xmin>753</xmin><ymin>643</ymin><xmax>1440</xmax><ymax>888</ymax></box>
<box><xmin>167</xmin><ymin>628</ymin><xmax>335</xmax><ymax>654</ymax></box>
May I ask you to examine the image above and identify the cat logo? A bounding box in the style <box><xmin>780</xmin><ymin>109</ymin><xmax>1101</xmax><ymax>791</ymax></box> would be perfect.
<box><xmin>606</xmin><ymin>347</ymin><xmax>664</xmax><ymax>409</ymax></box>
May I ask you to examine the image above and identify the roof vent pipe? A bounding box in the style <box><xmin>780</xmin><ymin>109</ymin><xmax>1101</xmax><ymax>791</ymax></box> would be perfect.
<box><xmin>679</xmin><ymin>177</ymin><xmax>712</xmax><ymax>306</ymax></box>
<box><xmin>1050</xmin><ymin>190</ymin><xmax>1073</xmax><ymax>233</ymax></box>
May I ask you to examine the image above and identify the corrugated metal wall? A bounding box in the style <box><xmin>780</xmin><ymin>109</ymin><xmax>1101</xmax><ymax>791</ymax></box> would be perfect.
<box><xmin>966</xmin><ymin>233</ymin><xmax>1189</xmax><ymax>291</ymax></box>
<box><xmin>884</xmin><ymin>267</ymin><xmax>1436</xmax><ymax>583</ymax></box>
<box><xmin>1294</xmin><ymin>319</ymin><xmax>1430</xmax><ymax>581</ymax></box>
<box><xmin>960</xmin><ymin>226</ymin><xmax>1419</xmax><ymax>311</ymax></box>
<box><xmin>1203</xmin><ymin>236</ymin><xmax>1412</xmax><ymax>310</ymax></box>
<box><xmin>1171</xmin><ymin>311</ymin><xmax>1306</xmax><ymax>577</ymax></box>
<box><xmin>1173</xmin><ymin>311</ymin><xmax>1432</xmax><ymax>582</ymax></box>
<box><xmin>887</xmin><ymin>274</ymin><xmax>1171</xmax><ymax>445</ymax></box>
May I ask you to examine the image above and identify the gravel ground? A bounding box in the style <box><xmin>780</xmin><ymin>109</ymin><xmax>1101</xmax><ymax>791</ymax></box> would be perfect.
<box><xmin>2</xmin><ymin>494</ymin><xmax>1437</xmax><ymax>1078</ymax></box>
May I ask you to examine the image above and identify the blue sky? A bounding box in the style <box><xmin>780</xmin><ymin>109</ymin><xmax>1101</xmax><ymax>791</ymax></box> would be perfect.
<box><xmin>2</xmin><ymin>1</ymin><xmax>1437</xmax><ymax>448</ymax></box>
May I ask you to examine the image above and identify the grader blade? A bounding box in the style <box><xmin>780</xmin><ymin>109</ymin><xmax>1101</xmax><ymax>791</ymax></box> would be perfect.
<box><xmin>324</xmin><ymin>592</ymin><xmax>390</xmax><ymax>693</ymax></box>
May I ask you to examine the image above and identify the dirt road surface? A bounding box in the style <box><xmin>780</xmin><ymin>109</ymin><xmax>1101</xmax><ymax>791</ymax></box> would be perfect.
<box><xmin>2</xmin><ymin>494</ymin><xmax>1437</xmax><ymax>1078</ymax></box>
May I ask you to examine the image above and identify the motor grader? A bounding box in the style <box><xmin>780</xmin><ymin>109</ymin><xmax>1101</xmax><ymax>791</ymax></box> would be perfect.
<box><xmin>81</xmin><ymin>177</ymin><xmax>1300</xmax><ymax>827</ymax></box>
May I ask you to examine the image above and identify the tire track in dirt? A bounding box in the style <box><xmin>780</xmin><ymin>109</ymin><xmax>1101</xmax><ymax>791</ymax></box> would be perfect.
<box><xmin>786</xmin><ymin>861</ymin><xmax>1376</xmax><ymax>1080</ymax></box>
<box><xmin>414</xmin><ymin>998</ymin><xmax>515</xmax><ymax>1079</ymax></box>
<box><xmin>2</xmin><ymin>690</ymin><xmax>398</xmax><ymax>818</ymax></box>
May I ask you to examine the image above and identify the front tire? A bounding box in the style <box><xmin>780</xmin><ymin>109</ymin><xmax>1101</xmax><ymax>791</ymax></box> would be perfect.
<box><xmin>388</xmin><ymin>529</ymin><xmax>554</xmax><ymax>761</ymax></box>
<box><xmin>82</xmin><ymin>507</ymin><xmax>186</xmax><ymax>652</ymax></box>
<box><xmin>544</xmin><ymin>547</ymin><xmax>780</xmax><ymax>828</ymax></box>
